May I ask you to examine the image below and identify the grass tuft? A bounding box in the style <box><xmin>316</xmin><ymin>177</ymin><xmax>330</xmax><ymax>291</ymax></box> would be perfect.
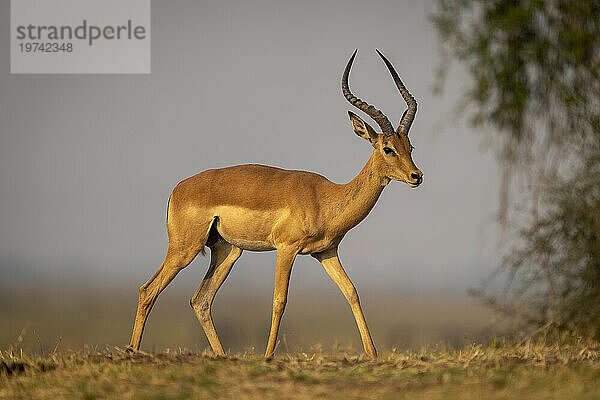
<box><xmin>1</xmin><ymin>335</ymin><xmax>599</xmax><ymax>399</ymax></box>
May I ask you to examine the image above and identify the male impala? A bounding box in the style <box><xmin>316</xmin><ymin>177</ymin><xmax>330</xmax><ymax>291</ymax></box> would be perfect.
<box><xmin>128</xmin><ymin>50</ymin><xmax>422</xmax><ymax>359</ymax></box>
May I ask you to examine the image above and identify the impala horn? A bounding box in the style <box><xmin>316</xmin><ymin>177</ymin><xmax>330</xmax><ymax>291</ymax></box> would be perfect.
<box><xmin>342</xmin><ymin>49</ymin><xmax>395</xmax><ymax>137</ymax></box>
<box><xmin>376</xmin><ymin>49</ymin><xmax>417</xmax><ymax>136</ymax></box>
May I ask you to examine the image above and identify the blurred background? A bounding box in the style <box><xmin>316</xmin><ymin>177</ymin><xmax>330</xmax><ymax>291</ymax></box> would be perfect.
<box><xmin>3</xmin><ymin>0</ymin><xmax>596</xmax><ymax>354</ymax></box>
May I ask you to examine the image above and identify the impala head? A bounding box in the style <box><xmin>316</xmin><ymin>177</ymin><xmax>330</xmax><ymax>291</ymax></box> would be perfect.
<box><xmin>342</xmin><ymin>49</ymin><xmax>423</xmax><ymax>188</ymax></box>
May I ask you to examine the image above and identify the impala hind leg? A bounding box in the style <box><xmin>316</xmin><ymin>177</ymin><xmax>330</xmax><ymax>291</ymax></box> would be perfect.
<box><xmin>190</xmin><ymin>238</ymin><xmax>242</xmax><ymax>356</ymax></box>
<box><xmin>129</xmin><ymin>245</ymin><xmax>200</xmax><ymax>351</ymax></box>
<box><xmin>313</xmin><ymin>247</ymin><xmax>377</xmax><ymax>359</ymax></box>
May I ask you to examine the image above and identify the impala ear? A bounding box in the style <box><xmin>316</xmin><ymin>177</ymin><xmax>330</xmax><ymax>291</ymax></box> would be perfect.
<box><xmin>348</xmin><ymin>111</ymin><xmax>378</xmax><ymax>145</ymax></box>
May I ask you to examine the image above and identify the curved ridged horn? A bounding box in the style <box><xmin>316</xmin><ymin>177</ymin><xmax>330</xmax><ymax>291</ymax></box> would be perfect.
<box><xmin>342</xmin><ymin>49</ymin><xmax>395</xmax><ymax>137</ymax></box>
<box><xmin>376</xmin><ymin>49</ymin><xmax>417</xmax><ymax>136</ymax></box>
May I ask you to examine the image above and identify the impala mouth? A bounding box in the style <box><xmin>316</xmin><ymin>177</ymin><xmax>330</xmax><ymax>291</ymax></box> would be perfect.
<box><xmin>389</xmin><ymin>176</ymin><xmax>422</xmax><ymax>187</ymax></box>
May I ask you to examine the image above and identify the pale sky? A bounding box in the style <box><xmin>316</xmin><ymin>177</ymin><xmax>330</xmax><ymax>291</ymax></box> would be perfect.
<box><xmin>0</xmin><ymin>0</ymin><xmax>501</xmax><ymax>294</ymax></box>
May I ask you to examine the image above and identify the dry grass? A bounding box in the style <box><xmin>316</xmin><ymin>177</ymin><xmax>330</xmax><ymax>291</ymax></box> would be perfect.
<box><xmin>2</xmin><ymin>335</ymin><xmax>600</xmax><ymax>400</ymax></box>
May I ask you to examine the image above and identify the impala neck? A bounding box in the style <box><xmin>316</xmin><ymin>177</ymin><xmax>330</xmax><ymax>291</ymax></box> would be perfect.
<box><xmin>330</xmin><ymin>150</ymin><xmax>389</xmax><ymax>235</ymax></box>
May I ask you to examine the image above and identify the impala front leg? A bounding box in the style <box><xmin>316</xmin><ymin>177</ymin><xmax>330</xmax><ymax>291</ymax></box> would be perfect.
<box><xmin>265</xmin><ymin>248</ymin><xmax>297</xmax><ymax>359</ymax></box>
<box><xmin>313</xmin><ymin>247</ymin><xmax>377</xmax><ymax>359</ymax></box>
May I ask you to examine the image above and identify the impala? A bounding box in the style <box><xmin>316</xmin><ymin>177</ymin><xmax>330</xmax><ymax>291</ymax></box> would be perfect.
<box><xmin>128</xmin><ymin>50</ymin><xmax>423</xmax><ymax>359</ymax></box>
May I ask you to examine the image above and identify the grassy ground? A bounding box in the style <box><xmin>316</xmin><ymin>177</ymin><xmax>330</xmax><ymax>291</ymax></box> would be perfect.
<box><xmin>2</xmin><ymin>338</ymin><xmax>599</xmax><ymax>399</ymax></box>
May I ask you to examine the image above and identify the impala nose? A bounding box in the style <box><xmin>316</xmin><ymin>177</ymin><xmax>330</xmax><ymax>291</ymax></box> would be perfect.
<box><xmin>410</xmin><ymin>172</ymin><xmax>423</xmax><ymax>186</ymax></box>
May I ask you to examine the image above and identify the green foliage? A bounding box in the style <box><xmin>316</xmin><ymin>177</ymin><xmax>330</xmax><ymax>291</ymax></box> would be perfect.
<box><xmin>504</xmin><ymin>151</ymin><xmax>600</xmax><ymax>336</ymax></box>
<box><xmin>432</xmin><ymin>0</ymin><xmax>600</xmax><ymax>156</ymax></box>
<box><xmin>432</xmin><ymin>0</ymin><xmax>600</xmax><ymax>338</ymax></box>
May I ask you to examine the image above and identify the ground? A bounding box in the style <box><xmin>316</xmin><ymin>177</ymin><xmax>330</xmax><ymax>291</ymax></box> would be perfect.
<box><xmin>2</xmin><ymin>339</ymin><xmax>599</xmax><ymax>399</ymax></box>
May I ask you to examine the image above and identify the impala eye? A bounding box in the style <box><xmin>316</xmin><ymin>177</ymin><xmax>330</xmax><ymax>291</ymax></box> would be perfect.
<box><xmin>383</xmin><ymin>147</ymin><xmax>395</xmax><ymax>155</ymax></box>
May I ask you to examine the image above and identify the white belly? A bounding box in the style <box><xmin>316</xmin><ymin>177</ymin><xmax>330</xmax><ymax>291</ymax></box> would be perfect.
<box><xmin>213</xmin><ymin>205</ymin><xmax>285</xmax><ymax>251</ymax></box>
<box><xmin>216</xmin><ymin>226</ymin><xmax>275</xmax><ymax>251</ymax></box>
